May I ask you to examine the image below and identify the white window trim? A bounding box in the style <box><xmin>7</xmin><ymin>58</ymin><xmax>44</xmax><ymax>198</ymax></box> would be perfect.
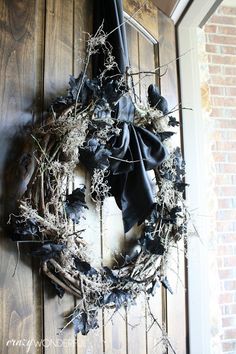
<box><xmin>177</xmin><ymin>1</ymin><xmax>223</xmax><ymax>353</ymax></box>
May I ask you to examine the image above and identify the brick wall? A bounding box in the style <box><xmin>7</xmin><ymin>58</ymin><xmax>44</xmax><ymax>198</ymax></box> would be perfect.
<box><xmin>204</xmin><ymin>5</ymin><xmax>236</xmax><ymax>354</ymax></box>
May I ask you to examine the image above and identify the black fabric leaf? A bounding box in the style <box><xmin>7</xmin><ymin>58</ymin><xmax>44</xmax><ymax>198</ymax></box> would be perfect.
<box><xmin>103</xmin><ymin>266</ymin><xmax>118</xmax><ymax>283</ymax></box>
<box><xmin>174</xmin><ymin>182</ymin><xmax>189</xmax><ymax>192</ymax></box>
<box><xmin>12</xmin><ymin>217</ymin><xmax>39</xmax><ymax>241</ymax></box>
<box><xmin>138</xmin><ymin>207</ymin><xmax>165</xmax><ymax>255</ymax></box>
<box><xmin>79</xmin><ymin>139</ymin><xmax>112</xmax><ymax>172</ymax></box>
<box><xmin>32</xmin><ymin>242</ymin><xmax>65</xmax><ymax>261</ymax></box>
<box><xmin>168</xmin><ymin>116</ymin><xmax>180</xmax><ymax>127</ymax></box>
<box><xmin>65</xmin><ymin>186</ymin><xmax>88</xmax><ymax>224</ymax></box>
<box><xmin>68</xmin><ymin>74</ymin><xmax>92</xmax><ymax>107</ymax></box>
<box><xmin>157</xmin><ymin>131</ymin><xmax>175</xmax><ymax>142</ymax></box>
<box><xmin>160</xmin><ymin>276</ymin><xmax>173</xmax><ymax>294</ymax></box>
<box><xmin>93</xmin><ymin>98</ymin><xmax>111</xmax><ymax>120</ymax></box>
<box><xmin>73</xmin><ymin>310</ymin><xmax>99</xmax><ymax>335</ymax></box>
<box><xmin>174</xmin><ymin>147</ymin><xmax>185</xmax><ymax>181</ymax></box>
<box><xmin>147</xmin><ymin>280</ymin><xmax>160</xmax><ymax>296</ymax></box>
<box><xmin>51</xmin><ymin>281</ymin><xmax>65</xmax><ymax>298</ymax></box>
<box><xmin>101</xmin><ymin>289</ymin><xmax>131</xmax><ymax>310</ymax></box>
<box><xmin>74</xmin><ymin>257</ymin><xmax>97</xmax><ymax>276</ymax></box>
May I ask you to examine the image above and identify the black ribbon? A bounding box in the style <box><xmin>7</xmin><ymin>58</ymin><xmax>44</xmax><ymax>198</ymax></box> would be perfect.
<box><xmin>92</xmin><ymin>0</ymin><xmax>167</xmax><ymax>232</ymax></box>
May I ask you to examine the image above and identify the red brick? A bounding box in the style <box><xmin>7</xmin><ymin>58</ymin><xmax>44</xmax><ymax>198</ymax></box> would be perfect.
<box><xmin>218</xmin><ymin>198</ymin><xmax>234</xmax><ymax>208</ymax></box>
<box><xmin>224</xmin><ymin>66</ymin><xmax>236</xmax><ymax>75</ymax></box>
<box><xmin>222</xmin><ymin>341</ymin><xmax>236</xmax><ymax>352</ymax></box>
<box><xmin>224</xmin><ymin>328</ymin><xmax>236</xmax><ymax>339</ymax></box>
<box><xmin>222</xmin><ymin>316</ymin><xmax>236</xmax><ymax>328</ymax></box>
<box><xmin>212</xmin><ymin>151</ymin><xmax>227</xmax><ymax>162</ymax></box>
<box><xmin>217</xmin><ymin>210</ymin><xmax>236</xmax><ymax>221</ymax></box>
<box><xmin>221</xmin><ymin>46</ymin><xmax>236</xmax><ymax>55</ymax></box>
<box><xmin>218</xmin><ymin>256</ymin><xmax>223</xmax><ymax>268</ymax></box>
<box><xmin>218</xmin><ymin>244</ymin><xmax>234</xmax><ymax>255</ymax></box>
<box><xmin>210</xmin><ymin>54</ymin><xmax>236</xmax><ymax>65</ymax></box>
<box><xmin>216</xmin><ymin>186</ymin><xmax>236</xmax><ymax>196</ymax></box>
<box><xmin>218</xmin><ymin>234</ymin><xmax>236</xmax><ymax>244</ymax></box>
<box><xmin>210</xmin><ymin>86</ymin><xmax>224</xmax><ymax>95</ymax></box>
<box><xmin>219</xmin><ymin>268</ymin><xmax>236</xmax><ymax>279</ymax></box>
<box><xmin>217</xmin><ymin>25</ymin><xmax>236</xmax><ymax>36</ymax></box>
<box><xmin>219</xmin><ymin>292</ymin><xmax>234</xmax><ymax>304</ymax></box>
<box><xmin>222</xmin><ymin>304</ymin><xmax>236</xmax><ymax>315</ymax></box>
<box><xmin>217</xmin><ymin>6</ymin><xmax>236</xmax><ymax>16</ymax></box>
<box><xmin>214</xmin><ymin>130</ymin><xmax>236</xmax><ymax>141</ymax></box>
<box><xmin>204</xmin><ymin>24</ymin><xmax>217</xmax><ymax>33</ymax></box>
<box><xmin>210</xmin><ymin>15</ymin><xmax>236</xmax><ymax>26</ymax></box>
<box><xmin>213</xmin><ymin>141</ymin><xmax>236</xmax><ymax>152</ymax></box>
<box><xmin>228</xmin><ymin>155</ymin><xmax>236</xmax><ymax>164</ymax></box>
<box><xmin>206</xmin><ymin>44</ymin><xmax>221</xmax><ymax>54</ymax></box>
<box><xmin>215</xmin><ymin>119</ymin><xmax>236</xmax><ymax>129</ymax></box>
<box><xmin>210</xmin><ymin>76</ymin><xmax>236</xmax><ymax>86</ymax></box>
<box><xmin>225</xmin><ymin>87</ymin><xmax>236</xmax><ymax>96</ymax></box>
<box><xmin>216</xmin><ymin>221</ymin><xmax>235</xmax><ymax>232</ymax></box>
<box><xmin>224</xmin><ymin>258</ymin><xmax>236</xmax><ymax>268</ymax></box>
<box><xmin>213</xmin><ymin>96</ymin><xmax>236</xmax><ymax>107</ymax></box>
<box><xmin>216</xmin><ymin>173</ymin><xmax>236</xmax><ymax>185</ymax></box>
<box><xmin>215</xmin><ymin>164</ymin><xmax>236</xmax><ymax>174</ymax></box>
<box><xmin>208</xmin><ymin>34</ymin><xmax>236</xmax><ymax>45</ymax></box>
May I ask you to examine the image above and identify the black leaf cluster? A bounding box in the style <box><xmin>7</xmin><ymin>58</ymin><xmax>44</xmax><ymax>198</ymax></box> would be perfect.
<box><xmin>51</xmin><ymin>281</ymin><xmax>65</xmax><ymax>298</ymax></box>
<box><xmin>139</xmin><ymin>208</ymin><xmax>165</xmax><ymax>256</ymax></box>
<box><xmin>160</xmin><ymin>276</ymin><xmax>173</xmax><ymax>294</ymax></box>
<box><xmin>160</xmin><ymin>147</ymin><xmax>188</xmax><ymax>194</ymax></box>
<box><xmin>12</xmin><ymin>217</ymin><xmax>39</xmax><ymax>241</ymax></box>
<box><xmin>73</xmin><ymin>310</ymin><xmax>99</xmax><ymax>335</ymax></box>
<box><xmin>168</xmin><ymin>116</ymin><xmax>180</xmax><ymax>127</ymax></box>
<box><xmin>79</xmin><ymin>138</ymin><xmax>111</xmax><ymax>172</ymax></box>
<box><xmin>74</xmin><ymin>257</ymin><xmax>97</xmax><ymax>276</ymax></box>
<box><xmin>156</xmin><ymin>131</ymin><xmax>175</xmax><ymax>142</ymax></box>
<box><xmin>50</xmin><ymin>72</ymin><xmax>126</xmax><ymax>117</ymax></box>
<box><xmin>65</xmin><ymin>186</ymin><xmax>88</xmax><ymax>224</ymax></box>
<box><xmin>103</xmin><ymin>266</ymin><xmax>118</xmax><ymax>283</ymax></box>
<box><xmin>32</xmin><ymin>242</ymin><xmax>65</xmax><ymax>262</ymax></box>
<box><xmin>147</xmin><ymin>280</ymin><xmax>160</xmax><ymax>296</ymax></box>
<box><xmin>100</xmin><ymin>289</ymin><xmax>131</xmax><ymax>310</ymax></box>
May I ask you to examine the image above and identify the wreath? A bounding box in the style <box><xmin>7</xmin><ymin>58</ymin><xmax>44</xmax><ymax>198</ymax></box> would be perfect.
<box><xmin>10</xmin><ymin>17</ymin><xmax>188</xmax><ymax>338</ymax></box>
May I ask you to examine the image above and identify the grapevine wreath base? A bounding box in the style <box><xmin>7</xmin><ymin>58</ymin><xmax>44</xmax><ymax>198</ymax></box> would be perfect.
<box><xmin>10</xmin><ymin>26</ymin><xmax>188</xmax><ymax>340</ymax></box>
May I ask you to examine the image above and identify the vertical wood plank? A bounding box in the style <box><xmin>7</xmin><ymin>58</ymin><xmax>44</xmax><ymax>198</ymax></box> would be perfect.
<box><xmin>123</xmin><ymin>0</ymin><xmax>159</xmax><ymax>40</ymax></box>
<box><xmin>158</xmin><ymin>10</ymin><xmax>187</xmax><ymax>354</ymax></box>
<box><xmin>103</xmin><ymin>198</ymin><xmax>127</xmax><ymax>354</ymax></box>
<box><xmin>73</xmin><ymin>1</ymin><xmax>104</xmax><ymax>353</ymax></box>
<box><xmin>126</xmin><ymin>23</ymin><xmax>140</xmax><ymax>99</ymax></box>
<box><xmin>138</xmin><ymin>32</ymin><xmax>155</xmax><ymax>103</ymax></box>
<box><xmin>43</xmin><ymin>1</ymin><xmax>76</xmax><ymax>353</ymax></box>
<box><xmin>137</xmin><ymin>26</ymin><xmax>167</xmax><ymax>354</ymax></box>
<box><xmin>0</xmin><ymin>0</ymin><xmax>45</xmax><ymax>353</ymax></box>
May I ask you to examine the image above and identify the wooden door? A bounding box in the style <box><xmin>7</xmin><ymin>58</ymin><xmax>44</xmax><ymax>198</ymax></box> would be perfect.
<box><xmin>0</xmin><ymin>1</ymin><xmax>186</xmax><ymax>353</ymax></box>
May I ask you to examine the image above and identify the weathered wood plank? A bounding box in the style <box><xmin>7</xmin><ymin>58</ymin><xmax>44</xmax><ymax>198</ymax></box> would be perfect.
<box><xmin>158</xmin><ymin>10</ymin><xmax>187</xmax><ymax>354</ymax></box>
<box><xmin>103</xmin><ymin>197</ymin><xmax>127</xmax><ymax>354</ymax></box>
<box><xmin>73</xmin><ymin>2</ymin><xmax>104</xmax><ymax>352</ymax></box>
<box><xmin>43</xmin><ymin>1</ymin><xmax>76</xmax><ymax>353</ymax></box>
<box><xmin>123</xmin><ymin>0</ymin><xmax>159</xmax><ymax>41</ymax></box>
<box><xmin>0</xmin><ymin>0</ymin><xmax>45</xmax><ymax>353</ymax></box>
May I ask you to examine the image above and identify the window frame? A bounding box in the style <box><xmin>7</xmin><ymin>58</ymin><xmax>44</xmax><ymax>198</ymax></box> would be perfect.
<box><xmin>177</xmin><ymin>1</ymin><xmax>223</xmax><ymax>353</ymax></box>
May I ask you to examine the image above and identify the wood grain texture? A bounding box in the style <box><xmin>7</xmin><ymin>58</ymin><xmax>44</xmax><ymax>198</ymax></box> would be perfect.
<box><xmin>0</xmin><ymin>2</ymin><xmax>187</xmax><ymax>353</ymax></box>
<box><xmin>123</xmin><ymin>0</ymin><xmax>159</xmax><ymax>41</ymax></box>
<box><xmin>154</xmin><ymin>0</ymin><xmax>180</xmax><ymax>17</ymax></box>
<box><xmin>43</xmin><ymin>1</ymin><xmax>76</xmax><ymax>353</ymax></box>
<box><xmin>103</xmin><ymin>198</ymin><xmax>127</xmax><ymax>354</ymax></box>
<box><xmin>158</xmin><ymin>10</ymin><xmax>187</xmax><ymax>354</ymax></box>
<box><xmin>0</xmin><ymin>0</ymin><xmax>45</xmax><ymax>353</ymax></box>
